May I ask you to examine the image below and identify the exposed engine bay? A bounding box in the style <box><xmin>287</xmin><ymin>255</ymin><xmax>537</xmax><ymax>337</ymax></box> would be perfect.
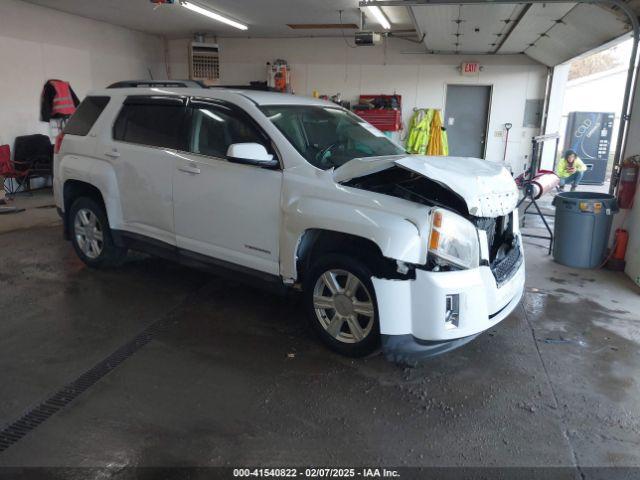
<box><xmin>343</xmin><ymin>166</ymin><xmax>469</xmax><ymax>216</ymax></box>
<box><xmin>344</xmin><ymin>166</ymin><xmax>522</xmax><ymax>283</ymax></box>
<box><xmin>473</xmin><ymin>214</ymin><xmax>522</xmax><ymax>286</ymax></box>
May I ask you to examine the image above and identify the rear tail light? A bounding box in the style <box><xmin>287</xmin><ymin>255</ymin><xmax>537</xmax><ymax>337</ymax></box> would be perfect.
<box><xmin>54</xmin><ymin>132</ymin><xmax>65</xmax><ymax>154</ymax></box>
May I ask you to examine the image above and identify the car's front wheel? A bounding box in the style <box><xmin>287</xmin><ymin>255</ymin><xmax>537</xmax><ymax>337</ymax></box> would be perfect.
<box><xmin>303</xmin><ymin>255</ymin><xmax>380</xmax><ymax>357</ymax></box>
<box><xmin>69</xmin><ymin>197</ymin><xmax>126</xmax><ymax>268</ymax></box>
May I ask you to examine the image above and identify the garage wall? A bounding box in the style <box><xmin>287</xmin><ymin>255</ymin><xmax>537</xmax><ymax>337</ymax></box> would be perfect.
<box><xmin>619</xmin><ymin>76</ymin><xmax>640</xmax><ymax>288</ymax></box>
<box><xmin>0</xmin><ymin>0</ymin><xmax>166</xmax><ymax>149</ymax></box>
<box><xmin>168</xmin><ymin>36</ymin><xmax>547</xmax><ymax>175</ymax></box>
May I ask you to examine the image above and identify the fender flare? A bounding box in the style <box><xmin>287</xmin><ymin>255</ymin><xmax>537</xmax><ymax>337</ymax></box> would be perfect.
<box><xmin>281</xmin><ymin>196</ymin><xmax>426</xmax><ymax>281</ymax></box>
<box><xmin>59</xmin><ymin>156</ymin><xmax>124</xmax><ymax>230</ymax></box>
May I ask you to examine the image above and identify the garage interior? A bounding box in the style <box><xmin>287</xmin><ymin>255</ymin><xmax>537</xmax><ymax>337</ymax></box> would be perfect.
<box><xmin>1</xmin><ymin>0</ymin><xmax>640</xmax><ymax>475</ymax></box>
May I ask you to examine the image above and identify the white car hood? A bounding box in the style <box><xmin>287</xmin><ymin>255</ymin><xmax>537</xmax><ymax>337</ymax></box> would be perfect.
<box><xmin>334</xmin><ymin>155</ymin><xmax>518</xmax><ymax>217</ymax></box>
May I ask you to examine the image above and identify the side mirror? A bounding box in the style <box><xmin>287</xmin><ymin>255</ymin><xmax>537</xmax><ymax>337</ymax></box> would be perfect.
<box><xmin>226</xmin><ymin>143</ymin><xmax>278</xmax><ymax>168</ymax></box>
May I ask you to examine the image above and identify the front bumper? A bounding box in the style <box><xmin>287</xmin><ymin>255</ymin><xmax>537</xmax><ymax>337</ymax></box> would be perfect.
<box><xmin>373</xmin><ymin>249</ymin><xmax>525</xmax><ymax>363</ymax></box>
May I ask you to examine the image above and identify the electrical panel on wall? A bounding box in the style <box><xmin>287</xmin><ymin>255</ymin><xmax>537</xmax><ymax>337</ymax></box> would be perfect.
<box><xmin>523</xmin><ymin>99</ymin><xmax>543</xmax><ymax>128</ymax></box>
<box><xmin>189</xmin><ymin>42</ymin><xmax>220</xmax><ymax>85</ymax></box>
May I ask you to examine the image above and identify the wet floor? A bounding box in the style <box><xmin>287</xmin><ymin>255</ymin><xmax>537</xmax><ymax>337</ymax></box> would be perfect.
<box><xmin>0</xmin><ymin>223</ymin><xmax>639</xmax><ymax>472</ymax></box>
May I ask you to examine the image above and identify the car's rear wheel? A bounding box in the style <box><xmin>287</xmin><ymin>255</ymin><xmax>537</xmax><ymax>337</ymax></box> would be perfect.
<box><xmin>304</xmin><ymin>254</ymin><xmax>380</xmax><ymax>357</ymax></box>
<box><xmin>69</xmin><ymin>197</ymin><xmax>126</xmax><ymax>268</ymax></box>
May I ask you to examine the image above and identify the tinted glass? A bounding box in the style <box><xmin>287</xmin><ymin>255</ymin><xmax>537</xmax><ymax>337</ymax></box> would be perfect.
<box><xmin>64</xmin><ymin>96</ymin><xmax>110</xmax><ymax>136</ymax></box>
<box><xmin>114</xmin><ymin>102</ymin><xmax>187</xmax><ymax>150</ymax></box>
<box><xmin>190</xmin><ymin>104</ymin><xmax>267</xmax><ymax>158</ymax></box>
<box><xmin>259</xmin><ymin>105</ymin><xmax>404</xmax><ymax>170</ymax></box>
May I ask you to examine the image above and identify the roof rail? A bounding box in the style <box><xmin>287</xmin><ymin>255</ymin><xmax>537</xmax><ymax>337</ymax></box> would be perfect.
<box><xmin>210</xmin><ymin>82</ymin><xmax>277</xmax><ymax>92</ymax></box>
<box><xmin>107</xmin><ymin>80</ymin><xmax>206</xmax><ymax>89</ymax></box>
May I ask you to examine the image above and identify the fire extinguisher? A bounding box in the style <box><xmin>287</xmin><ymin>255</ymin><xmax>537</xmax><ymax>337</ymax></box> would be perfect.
<box><xmin>617</xmin><ymin>157</ymin><xmax>640</xmax><ymax>209</ymax></box>
<box><xmin>613</xmin><ymin>229</ymin><xmax>629</xmax><ymax>261</ymax></box>
<box><xmin>606</xmin><ymin>228</ymin><xmax>630</xmax><ymax>270</ymax></box>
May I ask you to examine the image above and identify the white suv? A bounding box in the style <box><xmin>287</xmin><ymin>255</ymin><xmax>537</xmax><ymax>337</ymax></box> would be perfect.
<box><xmin>54</xmin><ymin>83</ymin><xmax>524</xmax><ymax>363</ymax></box>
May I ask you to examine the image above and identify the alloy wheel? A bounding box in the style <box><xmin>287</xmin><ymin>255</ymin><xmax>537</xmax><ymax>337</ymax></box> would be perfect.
<box><xmin>312</xmin><ymin>269</ymin><xmax>375</xmax><ymax>344</ymax></box>
<box><xmin>74</xmin><ymin>208</ymin><xmax>104</xmax><ymax>259</ymax></box>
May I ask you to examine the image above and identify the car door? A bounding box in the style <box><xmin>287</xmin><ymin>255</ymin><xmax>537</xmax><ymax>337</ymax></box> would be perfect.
<box><xmin>173</xmin><ymin>99</ymin><xmax>283</xmax><ymax>275</ymax></box>
<box><xmin>105</xmin><ymin>95</ymin><xmax>188</xmax><ymax>245</ymax></box>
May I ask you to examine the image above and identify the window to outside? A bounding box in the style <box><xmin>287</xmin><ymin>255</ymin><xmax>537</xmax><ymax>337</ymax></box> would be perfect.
<box><xmin>113</xmin><ymin>103</ymin><xmax>187</xmax><ymax>150</ymax></box>
<box><xmin>64</xmin><ymin>96</ymin><xmax>110</xmax><ymax>136</ymax></box>
<box><xmin>259</xmin><ymin>105</ymin><xmax>405</xmax><ymax>170</ymax></box>
<box><xmin>190</xmin><ymin>105</ymin><xmax>267</xmax><ymax>158</ymax></box>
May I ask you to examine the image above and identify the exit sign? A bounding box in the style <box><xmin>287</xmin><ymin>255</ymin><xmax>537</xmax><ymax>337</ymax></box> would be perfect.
<box><xmin>461</xmin><ymin>62</ymin><xmax>481</xmax><ymax>76</ymax></box>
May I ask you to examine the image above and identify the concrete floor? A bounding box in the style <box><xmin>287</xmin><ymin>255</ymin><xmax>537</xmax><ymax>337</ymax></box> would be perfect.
<box><xmin>0</xmin><ymin>189</ymin><xmax>639</xmax><ymax>472</ymax></box>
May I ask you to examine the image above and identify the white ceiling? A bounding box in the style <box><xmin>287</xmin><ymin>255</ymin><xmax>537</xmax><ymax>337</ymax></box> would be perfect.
<box><xmin>411</xmin><ymin>1</ymin><xmax>633</xmax><ymax>64</ymax></box>
<box><xmin>412</xmin><ymin>4</ymin><xmax>529</xmax><ymax>54</ymax></box>
<box><xmin>499</xmin><ymin>3</ymin><xmax>576</xmax><ymax>54</ymax></box>
<box><xmin>523</xmin><ymin>3</ymin><xmax>632</xmax><ymax>65</ymax></box>
<box><xmin>24</xmin><ymin>0</ymin><xmax>412</xmax><ymax>37</ymax></box>
<box><xmin>23</xmin><ymin>0</ymin><xmax>639</xmax><ymax>66</ymax></box>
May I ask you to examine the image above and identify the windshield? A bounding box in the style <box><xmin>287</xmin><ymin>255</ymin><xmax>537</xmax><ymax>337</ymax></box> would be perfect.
<box><xmin>260</xmin><ymin>105</ymin><xmax>405</xmax><ymax>170</ymax></box>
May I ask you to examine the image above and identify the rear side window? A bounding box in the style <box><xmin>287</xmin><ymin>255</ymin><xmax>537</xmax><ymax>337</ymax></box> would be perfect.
<box><xmin>113</xmin><ymin>97</ymin><xmax>188</xmax><ymax>150</ymax></box>
<box><xmin>64</xmin><ymin>96</ymin><xmax>110</xmax><ymax>136</ymax></box>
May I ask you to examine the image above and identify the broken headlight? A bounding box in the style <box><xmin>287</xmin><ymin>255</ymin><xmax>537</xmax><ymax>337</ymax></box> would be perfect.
<box><xmin>428</xmin><ymin>209</ymin><xmax>480</xmax><ymax>270</ymax></box>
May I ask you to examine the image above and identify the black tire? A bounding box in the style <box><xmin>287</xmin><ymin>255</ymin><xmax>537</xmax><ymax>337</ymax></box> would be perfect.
<box><xmin>303</xmin><ymin>254</ymin><xmax>381</xmax><ymax>357</ymax></box>
<box><xmin>68</xmin><ymin>197</ymin><xmax>126</xmax><ymax>268</ymax></box>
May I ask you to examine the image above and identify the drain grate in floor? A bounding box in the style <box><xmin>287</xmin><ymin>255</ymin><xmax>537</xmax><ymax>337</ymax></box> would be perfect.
<box><xmin>0</xmin><ymin>315</ymin><xmax>175</xmax><ymax>453</ymax></box>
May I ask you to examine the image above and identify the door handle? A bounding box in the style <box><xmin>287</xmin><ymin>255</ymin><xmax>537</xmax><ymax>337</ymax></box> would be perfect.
<box><xmin>178</xmin><ymin>164</ymin><xmax>201</xmax><ymax>175</ymax></box>
<box><xmin>104</xmin><ymin>150</ymin><xmax>120</xmax><ymax>158</ymax></box>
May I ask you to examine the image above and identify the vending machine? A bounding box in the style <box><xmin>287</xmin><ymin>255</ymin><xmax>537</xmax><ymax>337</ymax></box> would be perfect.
<box><xmin>563</xmin><ymin>111</ymin><xmax>614</xmax><ymax>185</ymax></box>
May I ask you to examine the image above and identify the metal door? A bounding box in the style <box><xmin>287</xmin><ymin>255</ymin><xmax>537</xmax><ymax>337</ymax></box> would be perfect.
<box><xmin>444</xmin><ymin>85</ymin><xmax>491</xmax><ymax>158</ymax></box>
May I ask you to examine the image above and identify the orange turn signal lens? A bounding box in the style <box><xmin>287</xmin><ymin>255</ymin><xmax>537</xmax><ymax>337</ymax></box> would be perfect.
<box><xmin>433</xmin><ymin>211</ymin><xmax>443</xmax><ymax>228</ymax></box>
<box><xmin>429</xmin><ymin>230</ymin><xmax>440</xmax><ymax>251</ymax></box>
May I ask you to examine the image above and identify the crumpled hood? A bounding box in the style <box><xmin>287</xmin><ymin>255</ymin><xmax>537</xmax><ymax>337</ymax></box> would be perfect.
<box><xmin>333</xmin><ymin>155</ymin><xmax>518</xmax><ymax>217</ymax></box>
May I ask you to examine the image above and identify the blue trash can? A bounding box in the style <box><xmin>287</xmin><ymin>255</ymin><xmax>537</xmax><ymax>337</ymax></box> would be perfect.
<box><xmin>552</xmin><ymin>192</ymin><xmax>618</xmax><ymax>268</ymax></box>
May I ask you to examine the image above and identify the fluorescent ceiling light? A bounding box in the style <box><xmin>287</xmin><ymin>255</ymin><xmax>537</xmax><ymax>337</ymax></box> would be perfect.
<box><xmin>367</xmin><ymin>5</ymin><xmax>391</xmax><ymax>30</ymax></box>
<box><xmin>181</xmin><ymin>1</ymin><xmax>248</xmax><ymax>31</ymax></box>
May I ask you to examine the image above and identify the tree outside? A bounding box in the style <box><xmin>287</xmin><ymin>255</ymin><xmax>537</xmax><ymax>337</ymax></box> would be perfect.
<box><xmin>569</xmin><ymin>38</ymin><xmax>631</xmax><ymax>80</ymax></box>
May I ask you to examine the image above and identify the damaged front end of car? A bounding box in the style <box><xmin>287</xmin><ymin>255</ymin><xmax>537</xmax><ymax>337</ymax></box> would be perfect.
<box><xmin>334</xmin><ymin>155</ymin><xmax>525</xmax><ymax>364</ymax></box>
<box><xmin>336</xmin><ymin>155</ymin><xmax>522</xmax><ymax>276</ymax></box>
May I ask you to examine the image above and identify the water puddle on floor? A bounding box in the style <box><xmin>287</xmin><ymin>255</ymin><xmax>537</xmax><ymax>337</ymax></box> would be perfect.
<box><xmin>523</xmin><ymin>286</ymin><xmax>639</xmax><ymax>402</ymax></box>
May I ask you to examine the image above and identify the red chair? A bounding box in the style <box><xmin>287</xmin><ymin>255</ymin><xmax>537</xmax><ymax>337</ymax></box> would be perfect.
<box><xmin>0</xmin><ymin>144</ymin><xmax>31</xmax><ymax>196</ymax></box>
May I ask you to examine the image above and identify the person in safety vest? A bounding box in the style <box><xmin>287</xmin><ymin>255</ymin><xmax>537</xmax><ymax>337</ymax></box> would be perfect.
<box><xmin>556</xmin><ymin>149</ymin><xmax>587</xmax><ymax>192</ymax></box>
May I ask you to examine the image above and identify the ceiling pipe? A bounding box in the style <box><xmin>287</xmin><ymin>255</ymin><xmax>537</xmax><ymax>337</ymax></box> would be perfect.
<box><xmin>406</xmin><ymin>5</ymin><xmax>429</xmax><ymax>49</ymax></box>
<box><xmin>361</xmin><ymin>0</ymin><xmax>639</xmax><ymax>194</ymax></box>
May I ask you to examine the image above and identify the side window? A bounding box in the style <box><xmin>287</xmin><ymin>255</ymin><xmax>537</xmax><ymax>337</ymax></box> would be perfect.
<box><xmin>64</xmin><ymin>96</ymin><xmax>110</xmax><ymax>136</ymax></box>
<box><xmin>190</xmin><ymin>105</ymin><xmax>269</xmax><ymax>158</ymax></box>
<box><xmin>113</xmin><ymin>99</ymin><xmax>187</xmax><ymax>150</ymax></box>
